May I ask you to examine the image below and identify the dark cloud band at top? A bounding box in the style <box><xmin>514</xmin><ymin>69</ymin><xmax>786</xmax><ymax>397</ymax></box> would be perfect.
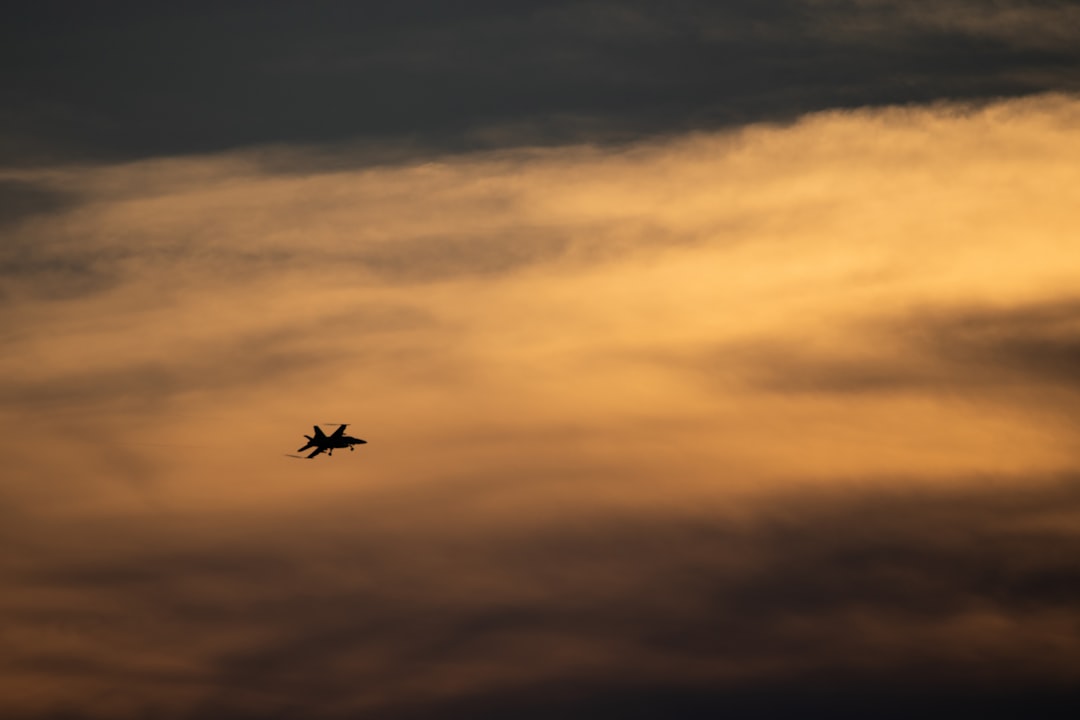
<box><xmin>3</xmin><ymin>0</ymin><xmax>1080</xmax><ymax>165</ymax></box>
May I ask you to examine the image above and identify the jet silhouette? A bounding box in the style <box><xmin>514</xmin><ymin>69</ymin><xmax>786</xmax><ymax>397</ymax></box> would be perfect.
<box><xmin>297</xmin><ymin>424</ymin><xmax>367</xmax><ymax>458</ymax></box>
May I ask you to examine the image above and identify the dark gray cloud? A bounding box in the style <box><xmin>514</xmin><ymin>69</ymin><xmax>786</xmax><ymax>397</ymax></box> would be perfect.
<box><xmin>0</xmin><ymin>242</ymin><xmax>125</xmax><ymax>303</ymax></box>
<box><xmin>0</xmin><ymin>179</ymin><xmax>78</xmax><ymax>229</ymax></box>
<box><xmin>0</xmin><ymin>341</ymin><xmax>316</xmax><ymax>411</ymax></box>
<box><xmin>0</xmin><ymin>223</ymin><xmax>571</xmax><ymax>302</ymax></box>
<box><xmin>6</xmin><ymin>474</ymin><xmax>1080</xmax><ymax>718</ymax></box>
<box><xmin>391</xmin><ymin>683</ymin><xmax>1080</xmax><ymax>720</ymax></box>
<box><xmin>0</xmin><ymin>303</ymin><xmax>435</xmax><ymax>417</ymax></box>
<box><xmin>913</xmin><ymin>300</ymin><xmax>1080</xmax><ymax>390</ymax></box>
<box><xmin>697</xmin><ymin>298</ymin><xmax>1080</xmax><ymax>399</ymax></box>
<box><xmin>3</xmin><ymin>0</ymin><xmax>1078</xmax><ymax>165</ymax></box>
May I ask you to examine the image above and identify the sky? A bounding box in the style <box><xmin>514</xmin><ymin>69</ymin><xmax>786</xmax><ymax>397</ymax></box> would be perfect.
<box><xmin>3</xmin><ymin>2</ymin><xmax>1080</xmax><ymax>718</ymax></box>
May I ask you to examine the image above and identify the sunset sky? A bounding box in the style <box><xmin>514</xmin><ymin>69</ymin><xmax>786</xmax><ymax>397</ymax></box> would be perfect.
<box><xmin>3</xmin><ymin>2</ymin><xmax>1080</xmax><ymax>718</ymax></box>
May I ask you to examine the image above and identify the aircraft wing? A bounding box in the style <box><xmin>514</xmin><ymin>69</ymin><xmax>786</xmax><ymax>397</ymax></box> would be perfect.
<box><xmin>330</xmin><ymin>424</ymin><xmax>348</xmax><ymax>438</ymax></box>
<box><xmin>306</xmin><ymin>446</ymin><xmax>327</xmax><ymax>459</ymax></box>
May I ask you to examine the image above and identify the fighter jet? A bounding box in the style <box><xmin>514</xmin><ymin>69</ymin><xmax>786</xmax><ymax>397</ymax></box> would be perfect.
<box><xmin>296</xmin><ymin>424</ymin><xmax>367</xmax><ymax>459</ymax></box>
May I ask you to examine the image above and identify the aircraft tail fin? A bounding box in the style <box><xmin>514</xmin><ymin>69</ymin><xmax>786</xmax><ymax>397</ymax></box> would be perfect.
<box><xmin>313</xmin><ymin>426</ymin><xmax>327</xmax><ymax>438</ymax></box>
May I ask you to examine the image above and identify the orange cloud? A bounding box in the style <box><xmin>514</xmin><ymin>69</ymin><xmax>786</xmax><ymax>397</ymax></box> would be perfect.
<box><xmin>2</xmin><ymin>93</ymin><xmax>1080</xmax><ymax>718</ymax></box>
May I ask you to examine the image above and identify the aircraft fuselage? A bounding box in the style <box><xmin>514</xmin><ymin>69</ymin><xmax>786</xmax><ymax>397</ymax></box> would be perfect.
<box><xmin>297</xmin><ymin>424</ymin><xmax>367</xmax><ymax>458</ymax></box>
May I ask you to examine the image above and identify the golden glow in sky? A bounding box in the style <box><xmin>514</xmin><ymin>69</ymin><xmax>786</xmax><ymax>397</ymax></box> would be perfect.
<box><xmin>3</xmin><ymin>94</ymin><xmax>1080</xmax><ymax>717</ymax></box>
